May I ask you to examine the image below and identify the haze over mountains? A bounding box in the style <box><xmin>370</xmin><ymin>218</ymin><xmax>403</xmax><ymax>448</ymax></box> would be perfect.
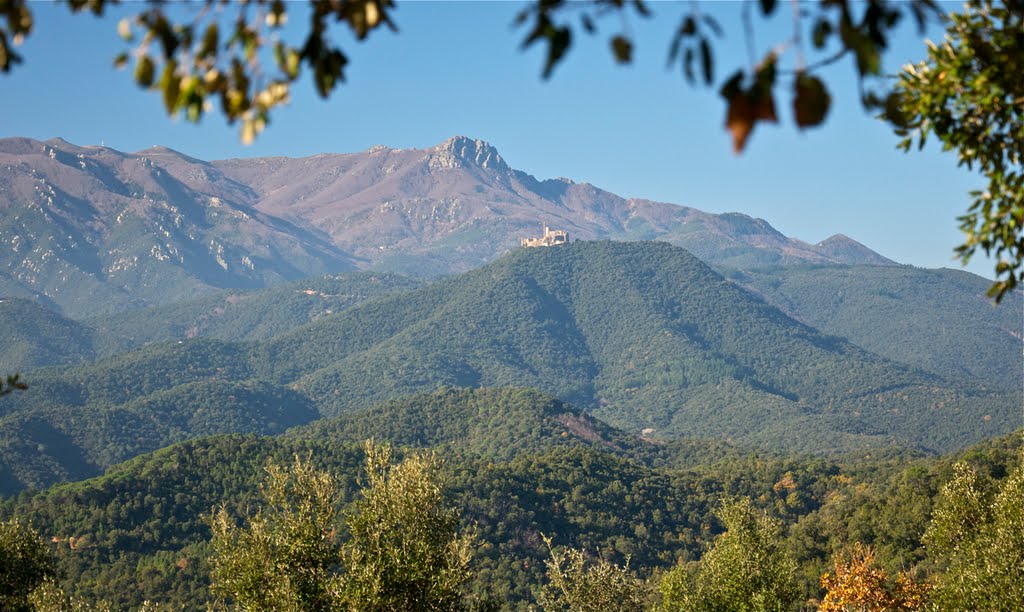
<box><xmin>1</xmin><ymin>135</ymin><xmax>893</xmax><ymax>317</ymax></box>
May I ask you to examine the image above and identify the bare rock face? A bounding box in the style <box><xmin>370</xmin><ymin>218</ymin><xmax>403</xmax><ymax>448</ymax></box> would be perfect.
<box><xmin>428</xmin><ymin>136</ymin><xmax>509</xmax><ymax>172</ymax></box>
<box><xmin>0</xmin><ymin>135</ymin><xmax>895</xmax><ymax>316</ymax></box>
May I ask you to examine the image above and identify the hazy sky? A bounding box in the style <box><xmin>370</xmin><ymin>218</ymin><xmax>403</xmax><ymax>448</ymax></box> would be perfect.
<box><xmin>0</xmin><ymin>1</ymin><xmax>990</xmax><ymax>276</ymax></box>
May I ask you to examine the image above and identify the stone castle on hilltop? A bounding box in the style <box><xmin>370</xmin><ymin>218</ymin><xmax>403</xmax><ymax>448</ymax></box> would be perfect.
<box><xmin>521</xmin><ymin>226</ymin><xmax>568</xmax><ymax>248</ymax></box>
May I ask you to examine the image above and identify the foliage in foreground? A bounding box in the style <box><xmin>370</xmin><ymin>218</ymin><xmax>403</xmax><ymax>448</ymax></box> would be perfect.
<box><xmin>538</xmin><ymin>534</ymin><xmax>648</xmax><ymax>612</ymax></box>
<box><xmin>818</xmin><ymin>543</ymin><xmax>929</xmax><ymax>611</ymax></box>
<box><xmin>341</xmin><ymin>442</ymin><xmax>474</xmax><ymax>610</ymax></box>
<box><xmin>895</xmin><ymin>0</ymin><xmax>1024</xmax><ymax>301</ymax></box>
<box><xmin>660</xmin><ymin>498</ymin><xmax>798</xmax><ymax>612</ymax></box>
<box><xmin>209</xmin><ymin>441</ymin><xmax>474</xmax><ymax>610</ymax></box>
<box><xmin>1</xmin><ymin>419</ymin><xmax>1020</xmax><ymax>610</ymax></box>
<box><xmin>0</xmin><ymin>518</ymin><xmax>57</xmax><ymax>612</ymax></box>
<box><xmin>209</xmin><ymin>455</ymin><xmax>341</xmax><ymax>610</ymax></box>
<box><xmin>924</xmin><ymin>461</ymin><xmax>1024</xmax><ymax>609</ymax></box>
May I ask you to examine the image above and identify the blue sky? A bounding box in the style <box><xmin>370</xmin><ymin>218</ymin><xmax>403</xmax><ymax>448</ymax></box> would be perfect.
<box><xmin>0</xmin><ymin>1</ymin><xmax>990</xmax><ymax>276</ymax></box>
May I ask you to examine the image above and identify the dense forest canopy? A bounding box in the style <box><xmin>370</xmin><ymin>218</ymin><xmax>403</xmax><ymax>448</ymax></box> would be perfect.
<box><xmin>1</xmin><ymin>242</ymin><xmax>1018</xmax><ymax>496</ymax></box>
<box><xmin>0</xmin><ymin>387</ymin><xmax>1020</xmax><ymax>609</ymax></box>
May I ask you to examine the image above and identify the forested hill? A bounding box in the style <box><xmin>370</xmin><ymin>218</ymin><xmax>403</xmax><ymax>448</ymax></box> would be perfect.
<box><xmin>1</xmin><ymin>386</ymin><xmax>1019</xmax><ymax>609</ymax></box>
<box><xmin>2</xmin><ymin>242</ymin><xmax>1017</xmax><ymax>494</ymax></box>
<box><xmin>731</xmin><ymin>265</ymin><xmax>1024</xmax><ymax>386</ymax></box>
<box><xmin>259</xmin><ymin>241</ymin><xmax>1016</xmax><ymax>451</ymax></box>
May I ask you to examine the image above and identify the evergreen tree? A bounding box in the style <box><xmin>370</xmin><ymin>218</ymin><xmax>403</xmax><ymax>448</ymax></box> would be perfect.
<box><xmin>660</xmin><ymin>497</ymin><xmax>798</xmax><ymax>612</ymax></box>
<box><xmin>339</xmin><ymin>441</ymin><xmax>474</xmax><ymax>610</ymax></box>
<box><xmin>0</xmin><ymin>518</ymin><xmax>58</xmax><ymax>612</ymax></box>
<box><xmin>925</xmin><ymin>461</ymin><xmax>1024</xmax><ymax>610</ymax></box>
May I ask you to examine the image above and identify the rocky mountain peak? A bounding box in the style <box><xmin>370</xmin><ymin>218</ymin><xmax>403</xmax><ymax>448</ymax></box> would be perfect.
<box><xmin>429</xmin><ymin>136</ymin><xmax>509</xmax><ymax>172</ymax></box>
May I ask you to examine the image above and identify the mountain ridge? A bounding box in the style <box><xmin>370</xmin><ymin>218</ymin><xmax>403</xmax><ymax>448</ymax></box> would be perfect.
<box><xmin>1</xmin><ymin>135</ymin><xmax>896</xmax><ymax>316</ymax></box>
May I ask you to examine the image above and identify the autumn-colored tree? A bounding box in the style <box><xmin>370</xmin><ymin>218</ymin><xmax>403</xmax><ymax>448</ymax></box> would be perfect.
<box><xmin>818</xmin><ymin>542</ymin><xmax>929</xmax><ymax>611</ymax></box>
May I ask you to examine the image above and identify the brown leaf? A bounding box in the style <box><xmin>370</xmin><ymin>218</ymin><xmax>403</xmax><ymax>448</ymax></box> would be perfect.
<box><xmin>611</xmin><ymin>35</ymin><xmax>633</xmax><ymax>64</ymax></box>
<box><xmin>726</xmin><ymin>93</ymin><xmax>756</xmax><ymax>154</ymax></box>
<box><xmin>754</xmin><ymin>91</ymin><xmax>778</xmax><ymax>122</ymax></box>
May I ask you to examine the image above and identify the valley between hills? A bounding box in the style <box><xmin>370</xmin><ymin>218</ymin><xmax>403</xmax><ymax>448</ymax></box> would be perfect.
<box><xmin>0</xmin><ymin>136</ymin><xmax>1021</xmax><ymax>610</ymax></box>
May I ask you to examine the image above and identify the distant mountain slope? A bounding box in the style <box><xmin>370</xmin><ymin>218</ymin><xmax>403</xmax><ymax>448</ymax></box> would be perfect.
<box><xmin>216</xmin><ymin>136</ymin><xmax>895</xmax><ymax>275</ymax></box>
<box><xmin>732</xmin><ymin>265</ymin><xmax>1024</xmax><ymax>386</ymax></box>
<box><xmin>85</xmin><ymin>271</ymin><xmax>420</xmax><ymax>354</ymax></box>
<box><xmin>0</xmin><ymin>272</ymin><xmax>419</xmax><ymax>372</ymax></box>
<box><xmin>292</xmin><ymin>387</ymin><xmax>647</xmax><ymax>461</ymax></box>
<box><xmin>814</xmin><ymin>234</ymin><xmax>895</xmax><ymax>266</ymax></box>
<box><xmin>0</xmin><ymin>343</ymin><xmax>317</xmax><ymax>494</ymax></box>
<box><xmin>0</xmin><ymin>136</ymin><xmax>892</xmax><ymax>316</ymax></box>
<box><xmin>0</xmin><ymin>138</ymin><xmax>354</xmax><ymax>317</ymax></box>
<box><xmin>0</xmin><ymin>298</ymin><xmax>95</xmax><ymax>369</ymax></box>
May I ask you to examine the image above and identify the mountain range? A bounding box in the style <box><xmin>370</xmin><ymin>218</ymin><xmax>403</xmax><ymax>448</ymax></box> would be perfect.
<box><xmin>1</xmin><ymin>135</ymin><xmax>894</xmax><ymax>317</ymax></box>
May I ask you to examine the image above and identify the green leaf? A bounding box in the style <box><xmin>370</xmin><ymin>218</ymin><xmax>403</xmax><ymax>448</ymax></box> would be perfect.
<box><xmin>134</xmin><ymin>55</ymin><xmax>155</xmax><ymax>87</ymax></box>
<box><xmin>542</xmin><ymin>26</ymin><xmax>571</xmax><ymax>79</ymax></box>
<box><xmin>199</xmin><ymin>23</ymin><xmax>219</xmax><ymax>59</ymax></box>
<box><xmin>160</xmin><ymin>59</ymin><xmax>181</xmax><ymax>113</ymax></box>
<box><xmin>812</xmin><ymin>19</ymin><xmax>832</xmax><ymax>49</ymax></box>
<box><xmin>699</xmin><ymin>38</ymin><xmax>713</xmax><ymax>85</ymax></box>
